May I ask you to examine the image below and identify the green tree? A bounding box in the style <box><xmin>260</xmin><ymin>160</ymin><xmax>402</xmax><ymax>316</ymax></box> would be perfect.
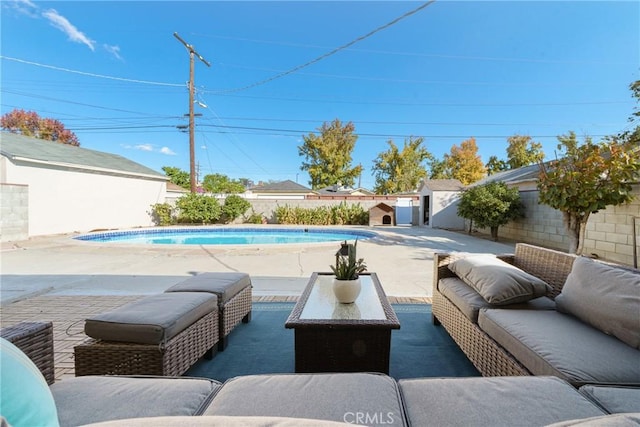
<box><xmin>427</xmin><ymin>158</ymin><xmax>452</xmax><ymax>179</ymax></box>
<box><xmin>371</xmin><ymin>136</ymin><xmax>433</xmax><ymax>194</ymax></box>
<box><xmin>162</xmin><ymin>166</ymin><xmax>190</xmax><ymax>189</ymax></box>
<box><xmin>506</xmin><ymin>135</ymin><xmax>545</xmax><ymax>169</ymax></box>
<box><xmin>457</xmin><ymin>181</ymin><xmax>525</xmax><ymax>241</ymax></box>
<box><xmin>444</xmin><ymin>137</ymin><xmax>486</xmax><ymax>185</ymax></box>
<box><xmin>485</xmin><ymin>155</ymin><xmax>509</xmax><ymax>175</ymax></box>
<box><xmin>202</xmin><ymin>173</ymin><xmax>246</xmax><ymax>194</ymax></box>
<box><xmin>538</xmin><ymin>131</ymin><xmax>640</xmax><ymax>254</ymax></box>
<box><xmin>1</xmin><ymin>109</ymin><xmax>80</xmax><ymax>146</ymax></box>
<box><xmin>298</xmin><ymin>119</ymin><xmax>362</xmax><ymax>189</ymax></box>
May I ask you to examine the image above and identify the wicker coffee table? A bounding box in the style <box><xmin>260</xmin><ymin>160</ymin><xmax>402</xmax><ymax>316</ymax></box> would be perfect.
<box><xmin>285</xmin><ymin>272</ymin><xmax>400</xmax><ymax>374</ymax></box>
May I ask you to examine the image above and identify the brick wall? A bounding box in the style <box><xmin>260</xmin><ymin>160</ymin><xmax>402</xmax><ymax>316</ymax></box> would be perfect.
<box><xmin>0</xmin><ymin>183</ymin><xmax>28</xmax><ymax>242</ymax></box>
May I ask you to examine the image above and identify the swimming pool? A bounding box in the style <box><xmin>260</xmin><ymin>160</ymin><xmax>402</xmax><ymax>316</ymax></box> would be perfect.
<box><xmin>74</xmin><ymin>227</ymin><xmax>377</xmax><ymax>245</ymax></box>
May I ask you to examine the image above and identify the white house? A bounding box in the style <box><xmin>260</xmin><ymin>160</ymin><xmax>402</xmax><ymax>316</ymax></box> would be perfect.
<box><xmin>418</xmin><ymin>179</ymin><xmax>466</xmax><ymax>229</ymax></box>
<box><xmin>0</xmin><ymin>132</ymin><xmax>167</xmax><ymax>240</ymax></box>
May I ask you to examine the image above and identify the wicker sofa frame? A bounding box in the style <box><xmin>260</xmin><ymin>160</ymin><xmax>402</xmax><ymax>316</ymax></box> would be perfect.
<box><xmin>74</xmin><ymin>310</ymin><xmax>219</xmax><ymax>377</ymax></box>
<box><xmin>431</xmin><ymin>243</ymin><xmax>577</xmax><ymax>377</ymax></box>
<box><xmin>0</xmin><ymin>321</ymin><xmax>56</xmax><ymax>385</ymax></box>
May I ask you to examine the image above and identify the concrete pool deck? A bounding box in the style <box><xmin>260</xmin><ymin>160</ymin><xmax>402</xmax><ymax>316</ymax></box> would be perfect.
<box><xmin>0</xmin><ymin>225</ymin><xmax>516</xmax><ymax>305</ymax></box>
<box><xmin>0</xmin><ymin>225</ymin><xmax>516</xmax><ymax>380</ymax></box>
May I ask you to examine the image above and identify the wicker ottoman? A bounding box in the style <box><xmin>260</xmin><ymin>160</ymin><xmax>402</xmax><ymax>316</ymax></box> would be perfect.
<box><xmin>75</xmin><ymin>292</ymin><xmax>219</xmax><ymax>377</ymax></box>
<box><xmin>165</xmin><ymin>272</ymin><xmax>252</xmax><ymax>351</ymax></box>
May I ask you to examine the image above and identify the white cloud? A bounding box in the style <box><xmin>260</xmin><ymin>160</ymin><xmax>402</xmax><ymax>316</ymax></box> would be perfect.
<box><xmin>42</xmin><ymin>8</ymin><xmax>95</xmax><ymax>51</ymax></box>
<box><xmin>135</xmin><ymin>144</ymin><xmax>154</xmax><ymax>151</ymax></box>
<box><xmin>160</xmin><ymin>147</ymin><xmax>176</xmax><ymax>155</ymax></box>
<box><xmin>104</xmin><ymin>44</ymin><xmax>123</xmax><ymax>61</ymax></box>
<box><xmin>6</xmin><ymin>0</ymin><xmax>38</xmax><ymax>17</ymax></box>
<box><xmin>122</xmin><ymin>144</ymin><xmax>176</xmax><ymax>156</ymax></box>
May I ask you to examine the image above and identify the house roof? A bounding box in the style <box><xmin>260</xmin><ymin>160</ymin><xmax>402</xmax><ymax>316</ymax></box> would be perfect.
<box><xmin>471</xmin><ymin>163</ymin><xmax>541</xmax><ymax>187</ymax></box>
<box><xmin>419</xmin><ymin>179</ymin><xmax>465</xmax><ymax>192</ymax></box>
<box><xmin>248</xmin><ymin>179</ymin><xmax>313</xmax><ymax>193</ymax></box>
<box><xmin>0</xmin><ymin>132</ymin><xmax>166</xmax><ymax>179</ymax></box>
<box><xmin>316</xmin><ymin>185</ymin><xmax>374</xmax><ymax>195</ymax></box>
<box><xmin>370</xmin><ymin>202</ymin><xmax>394</xmax><ymax>212</ymax></box>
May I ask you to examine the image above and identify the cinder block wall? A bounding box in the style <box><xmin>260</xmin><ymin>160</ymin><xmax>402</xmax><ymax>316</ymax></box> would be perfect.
<box><xmin>0</xmin><ymin>183</ymin><xmax>28</xmax><ymax>242</ymax></box>
<box><xmin>476</xmin><ymin>184</ymin><xmax>640</xmax><ymax>267</ymax></box>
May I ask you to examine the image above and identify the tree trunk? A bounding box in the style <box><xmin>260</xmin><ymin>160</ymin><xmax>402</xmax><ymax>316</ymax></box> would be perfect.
<box><xmin>490</xmin><ymin>226</ymin><xmax>499</xmax><ymax>241</ymax></box>
<box><xmin>563</xmin><ymin>212</ymin><xmax>589</xmax><ymax>254</ymax></box>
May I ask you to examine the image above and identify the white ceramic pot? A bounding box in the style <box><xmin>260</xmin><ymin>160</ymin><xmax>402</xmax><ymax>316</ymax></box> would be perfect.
<box><xmin>332</xmin><ymin>277</ymin><xmax>362</xmax><ymax>304</ymax></box>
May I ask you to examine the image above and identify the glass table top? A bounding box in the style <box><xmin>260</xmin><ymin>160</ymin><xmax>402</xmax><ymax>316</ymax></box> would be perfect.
<box><xmin>299</xmin><ymin>274</ymin><xmax>387</xmax><ymax>321</ymax></box>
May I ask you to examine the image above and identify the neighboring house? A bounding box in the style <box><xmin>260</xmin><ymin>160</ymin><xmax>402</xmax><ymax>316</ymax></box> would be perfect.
<box><xmin>165</xmin><ymin>182</ymin><xmax>189</xmax><ymax>204</ymax></box>
<box><xmin>418</xmin><ymin>179</ymin><xmax>466</xmax><ymax>229</ymax></box>
<box><xmin>0</xmin><ymin>132</ymin><xmax>167</xmax><ymax>241</ymax></box>
<box><xmin>244</xmin><ymin>180</ymin><xmax>315</xmax><ymax>200</ymax></box>
<box><xmin>315</xmin><ymin>184</ymin><xmax>375</xmax><ymax>197</ymax></box>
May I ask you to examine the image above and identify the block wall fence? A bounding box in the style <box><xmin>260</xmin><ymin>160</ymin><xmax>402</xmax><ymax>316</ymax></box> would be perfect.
<box><xmin>0</xmin><ymin>183</ymin><xmax>28</xmax><ymax>242</ymax></box>
<box><xmin>472</xmin><ymin>184</ymin><xmax>640</xmax><ymax>267</ymax></box>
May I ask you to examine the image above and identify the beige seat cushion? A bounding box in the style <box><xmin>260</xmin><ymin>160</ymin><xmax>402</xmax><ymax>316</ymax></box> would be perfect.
<box><xmin>85</xmin><ymin>292</ymin><xmax>217</xmax><ymax>345</ymax></box>
<box><xmin>166</xmin><ymin>272</ymin><xmax>251</xmax><ymax>305</ymax></box>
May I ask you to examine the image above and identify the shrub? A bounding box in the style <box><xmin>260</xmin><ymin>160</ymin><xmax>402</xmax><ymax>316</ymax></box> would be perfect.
<box><xmin>244</xmin><ymin>208</ymin><xmax>265</xmax><ymax>224</ymax></box>
<box><xmin>175</xmin><ymin>193</ymin><xmax>221</xmax><ymax>224</ymax></box>
<box><xmin>222</xmin><ymin>195</ymin><xmax>251</xmax><ymax>223</ymax></box>
<box><xmin>149</xmin><ymin>203</ymin><xmax>175</xmax><ymax>226</ymax></box>
<box><xmin>275</xmin><ymin>202</ymin><xmax>368</xmax><ymax>225</ymax></box>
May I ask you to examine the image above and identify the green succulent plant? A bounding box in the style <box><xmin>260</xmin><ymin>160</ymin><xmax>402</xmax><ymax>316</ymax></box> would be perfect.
<box><xmin>330</xmin><ymin>240</ymin><xmax>367</xmax><ymax>280</ymax></box>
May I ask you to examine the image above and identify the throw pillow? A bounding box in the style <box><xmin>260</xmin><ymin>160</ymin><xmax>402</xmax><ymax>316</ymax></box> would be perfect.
<box><xmin>556</xmin><ymin>256</ymin><xmax>640</xmax><ymax>349</ymax></box>
<box><xmin>448</xmin><ymin>254</ymin><xmax>550</xmax><ymax>305</ymax></box>
<box><xmin>0</xmin><ymin>337</ymin><xmax>60</xmax><ymax>427</ymax></box>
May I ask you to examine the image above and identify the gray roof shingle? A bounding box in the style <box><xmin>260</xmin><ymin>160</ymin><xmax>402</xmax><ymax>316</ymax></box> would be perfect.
<box><xmin>1</xmin><ymin>132</ymin><xmax>165</xmax><ymax>179</ymax></box>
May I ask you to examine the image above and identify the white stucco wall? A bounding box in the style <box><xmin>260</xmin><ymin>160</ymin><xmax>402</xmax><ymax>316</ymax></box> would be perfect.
<box><xmin>419</xmin><ymin>188</ymin><xmax>465</xmax><ymax>230</ymax></box>
<box><xmin>2</xmin><ymin>158</ymin><xmax>166</xmax><ymax>237</ymax></box>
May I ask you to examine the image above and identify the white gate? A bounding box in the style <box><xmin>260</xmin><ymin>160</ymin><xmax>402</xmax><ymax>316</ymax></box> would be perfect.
<box><xmin>395</xmin><ymin>198</ymin><xmax>413</xmax><ymax>225</ymax></box>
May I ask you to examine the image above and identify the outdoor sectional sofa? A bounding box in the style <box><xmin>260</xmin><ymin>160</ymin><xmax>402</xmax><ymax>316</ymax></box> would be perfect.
<box><xmin>2</xmin><ymin>320</ymin><xmax>640</xmax><ymax>426</ymax></box>
<box><xmin>432</xmin><ymin>243</ymin><xmax>640</xmax><ymax>386</ymax></box>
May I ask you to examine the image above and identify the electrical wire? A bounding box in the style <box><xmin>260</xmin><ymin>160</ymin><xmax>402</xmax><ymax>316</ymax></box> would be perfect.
<box><xmin>213</xmin><ymin>1</ymin><xmax>437</xmax><ymax>94</ymax></box>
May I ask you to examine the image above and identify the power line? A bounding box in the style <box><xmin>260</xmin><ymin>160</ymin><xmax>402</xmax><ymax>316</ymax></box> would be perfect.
<box><xmin>1</xmin><ymin>56</ymin><xmax>184</xmax><ymax>87</ymax></box>
<box><xmin>214</xmin><ymin>1</ymin><xmax>437</xmax><ymax>94</ymax></box>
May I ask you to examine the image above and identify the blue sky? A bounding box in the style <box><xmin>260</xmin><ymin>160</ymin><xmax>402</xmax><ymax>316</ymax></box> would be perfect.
<box><xmin>1</xmin><ymin>1</ymin><xmax>638</xmax><ymax>190</ymax></box>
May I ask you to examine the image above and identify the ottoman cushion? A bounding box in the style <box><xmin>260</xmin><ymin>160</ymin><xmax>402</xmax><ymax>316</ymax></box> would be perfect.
<box><xmin>578</xmin><ymin>384</ymin><xmax>640</xmax><ymax>414</ymax></box>
<box><xmin>166</xmin><ymin>272</ymin><xmax>251</xmax><ymax>305</ymax></box>
<box><xmin>85</xmin><ymin>292</ymin><xmax>217</xmax><ymax>345</ymax></box>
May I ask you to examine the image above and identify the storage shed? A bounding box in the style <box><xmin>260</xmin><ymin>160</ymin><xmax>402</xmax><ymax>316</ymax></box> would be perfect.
<box><xmin>418</xmin><ymin>179</ymin><xmax>465</xmax><ymax>229</ymax></box>
<box><xmin>369</xmin><ymin>203</ymin><xmax>395</xmax><ymax>226</ymax></box>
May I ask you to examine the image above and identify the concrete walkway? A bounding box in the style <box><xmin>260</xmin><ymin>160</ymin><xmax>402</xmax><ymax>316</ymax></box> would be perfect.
<box><xmin>0</xmin><ymin>226</ymin><xmax>515</xmax><ymax>305</ymax></box>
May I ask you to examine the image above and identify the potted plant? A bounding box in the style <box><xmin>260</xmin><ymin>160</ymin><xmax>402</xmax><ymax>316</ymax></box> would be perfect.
<box><xmin>330</xmin><ymin>240</ymin><xmax>367</xmax><ymax>303</ymax></box>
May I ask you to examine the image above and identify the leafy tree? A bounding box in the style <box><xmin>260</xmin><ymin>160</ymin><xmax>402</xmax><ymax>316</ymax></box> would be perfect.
<box><xmin>485</xmin><ymin>155</ymin><xmax>509</xmax><ymax>175</ymax></box>
<box><xmin>162</xmin><ymin>166</ymin><xmax>190</xmax><ymax>189</ymax></box>
<box><xmin>427</xmin><ymin>158</ymin><xmax>452</xmax><ymax>179</ymax></box>
<box><xmin>538</xmin><ymin>131</ymin><xmax>640</xmax><ymax>254</ymax></box>
<box><xmin>298</xmin><ymin>119</ymin><xmax>362</xmax><ymax>189</ymax></box>
<box><xmin>221</xmin><ymin>195</ymin><xmax>251</xmax><ymax>223</ymax></box>
<box><xmin>457</xmin><ymin>181</ymin><xmax>525</xmax><ymax>241</ymax></box>
<box><xmin>1</xmin><ymin>109</ymin><xmax>79</xmax><ymax>146</ymax></box>
<box><xmin>202</xmin><ymin>173</ymin><xmax>246</xmax><ymax>194</ymax></box>
<box><xmin>372</xmin><ymin>136</ymin><xmax>433</xmax><ymax>194</ymax></box>
<box><xmin>506</xmin><ymin>135</ymin><xmax>544</xmax><ymax>169</ymax></box>
<box><xmin>444</xmin><ymin>137</ymin><xmax>486</xmax><ymax>185</ymax></box>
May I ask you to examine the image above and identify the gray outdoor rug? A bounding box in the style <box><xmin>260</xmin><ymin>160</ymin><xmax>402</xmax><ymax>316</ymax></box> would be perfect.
<box><xmin>186</xmin><ymin>302</ymin><xmax>480</xmax><ymax>381</ymax></box>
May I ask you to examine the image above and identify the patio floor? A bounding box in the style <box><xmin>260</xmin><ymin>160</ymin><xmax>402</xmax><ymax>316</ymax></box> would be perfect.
<box><xmin>0</xmin><ymin>294</ymin><xmax>429</xmax><ymax>381</ymax></box>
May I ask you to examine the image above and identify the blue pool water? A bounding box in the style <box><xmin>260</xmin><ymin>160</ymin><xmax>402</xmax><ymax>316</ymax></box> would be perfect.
<box><xmin>74</xmin><ymin>227</ymin><xmax>376</xmax><ymax>245</ymax></box>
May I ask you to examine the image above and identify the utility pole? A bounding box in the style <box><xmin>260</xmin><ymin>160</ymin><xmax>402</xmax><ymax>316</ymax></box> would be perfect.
<box><xmin>174</xmin><ymin>32</ymin><xmax>211</xmax><ymax>193</ymax></box>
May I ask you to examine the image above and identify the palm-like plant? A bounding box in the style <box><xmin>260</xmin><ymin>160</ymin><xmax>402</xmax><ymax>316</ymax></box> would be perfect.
<box><xmin>330</xmin><ymin>240</ymin><xmax>367</xmax><ymax>280</ymax></box>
